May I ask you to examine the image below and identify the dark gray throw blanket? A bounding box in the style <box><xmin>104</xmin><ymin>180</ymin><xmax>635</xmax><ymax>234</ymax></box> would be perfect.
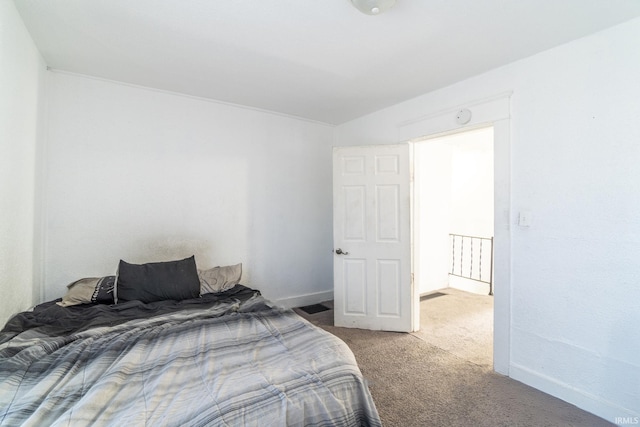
<box><xmin>1</xmin><ymin>285</ymin><xmax>258</xmax><ymax>342</ymax></box>
<box><xmin>0</xmin><ymin>286</ymin><xmax>381</xmax><ymax>426</ymax></box>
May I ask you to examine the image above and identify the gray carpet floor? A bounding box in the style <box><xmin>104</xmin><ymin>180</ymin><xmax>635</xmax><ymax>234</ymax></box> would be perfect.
<box><xmin>413</xmin><ymin>288</ymin><xmax>494</xmax><ymax>367</ymax></box>
<box><xmin>295</xmin><ymin>289</ymin><xmax>613</xmax><ymax>427</ymax></box>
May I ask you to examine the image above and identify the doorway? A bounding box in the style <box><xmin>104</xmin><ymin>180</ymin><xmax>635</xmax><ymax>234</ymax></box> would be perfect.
<box><xmin>412</xmin><ymin>126</ymin><xmax>494</xmax><ymax>366</ymax></box>
<box><xmin>331</xmin><ymin>96</ymin><xmax>511</xmax><ymax>373</ymax></box>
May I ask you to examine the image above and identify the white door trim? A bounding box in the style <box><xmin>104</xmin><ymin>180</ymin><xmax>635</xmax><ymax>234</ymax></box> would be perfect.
<box><xmin>398</xmin><ymin>92</ymin><xmax>512</xmax><ymax>375</ymax></box>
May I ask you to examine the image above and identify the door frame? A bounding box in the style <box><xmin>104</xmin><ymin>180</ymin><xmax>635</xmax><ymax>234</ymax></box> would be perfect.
<box><xmin>398</xmin><ymin>92</ymin><xmax>512</xmax><ymax>375</ymax></box>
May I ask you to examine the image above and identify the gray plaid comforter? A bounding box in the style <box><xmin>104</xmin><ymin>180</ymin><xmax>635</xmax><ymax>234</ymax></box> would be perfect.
<box><xmin>0</xmin><ymin>289</ymin><xmax>381</xmax><ymax>426</ymax></box>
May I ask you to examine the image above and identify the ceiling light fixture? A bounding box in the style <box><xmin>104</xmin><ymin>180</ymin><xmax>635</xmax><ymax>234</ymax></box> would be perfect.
<box><xmin>351</xmin><ymin>0</ymin><xmax>397</xmax><ymax>15</ymax></box>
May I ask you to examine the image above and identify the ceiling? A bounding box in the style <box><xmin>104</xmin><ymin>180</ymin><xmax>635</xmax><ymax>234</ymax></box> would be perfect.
<box><xmin>14</xmin><ymin>0</ymin><xmax>640</xmax><ymax>125</ymax></box>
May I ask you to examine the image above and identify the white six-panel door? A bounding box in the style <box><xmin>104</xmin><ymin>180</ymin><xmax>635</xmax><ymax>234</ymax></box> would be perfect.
<box><xmin>333</xmin><ymin>144</ymin><xmax>414</xmax><ymax>332</ymax></box>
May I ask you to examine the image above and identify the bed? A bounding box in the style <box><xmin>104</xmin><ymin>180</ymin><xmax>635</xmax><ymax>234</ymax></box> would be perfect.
<box><xmin>0</xmin><ymin>257</ymin><xmax>381</xmax><ymax>426</ymax></box>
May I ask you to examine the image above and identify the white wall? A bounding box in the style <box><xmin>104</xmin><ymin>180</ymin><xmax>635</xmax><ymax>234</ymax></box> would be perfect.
<box><xmin>336</xmin><ymin>17</ymin><xmax>640</xmax><ymax>423</ymax></box>
<box><xmin>414</xmin><ymin>141</ymin><xmax>452</xmax><ymax>294</ymax></box>
<box><xmin>42</xmin><ymin>72</ymin><xmax>334</xmax><ymax>306</ymax></box>
<box><xmin>0</xmin><ymin>0</ymin><xmax>46</xmax><ymax>325</ymax></box>
<box><xmin>448</xmin><ymin>129</ymin><xmax>494</xmax><ymax>238</ymax></box>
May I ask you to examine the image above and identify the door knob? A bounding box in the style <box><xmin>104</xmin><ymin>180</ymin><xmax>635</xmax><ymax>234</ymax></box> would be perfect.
<box><xmin>334</xmin><ymin>248</ymin><xmax>349</xmax><ymax>255</ymax></box>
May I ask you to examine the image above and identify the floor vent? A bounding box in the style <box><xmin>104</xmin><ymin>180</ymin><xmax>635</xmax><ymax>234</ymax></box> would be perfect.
<box><xmin>298</xmin><ymin>304</ymin><xmax>331</xmax><ymax>315</ymax></box>
<box><xmin>421</xmin><ymin>292</ymin><xmax>447</xmax><ymax>301</ymax></box>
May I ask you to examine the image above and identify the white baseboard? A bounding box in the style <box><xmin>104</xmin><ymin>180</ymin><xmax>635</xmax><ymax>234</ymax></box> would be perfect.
<box><xmin>448</xmin><ymin>276</ymin><xmax>491</xmax><ymax>295</ymax></box>
<box><xmin>510</xmin><ymin>363</ymin><xmax>639</xmax><ymax>425</ymax></box>
<box><xmin>273</xmin><ymin>290</ymin><xmax>333</xmax><ymax>309</ymax></box>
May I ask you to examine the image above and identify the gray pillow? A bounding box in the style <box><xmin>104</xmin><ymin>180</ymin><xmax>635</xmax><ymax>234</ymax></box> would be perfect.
<box><xmin>115</xmin><ymin>256</ymin><xmax>200</xmax><ymax>303</ymax></box>
<box><xmin>198</xmin><ymin>263</ymin><xmax>242</xmax><ymax>295</ymax></box>
<box><xmin>57</xmin><ymin>276</ymin><xmax>116</xmax><ymax>307</ymax></box>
